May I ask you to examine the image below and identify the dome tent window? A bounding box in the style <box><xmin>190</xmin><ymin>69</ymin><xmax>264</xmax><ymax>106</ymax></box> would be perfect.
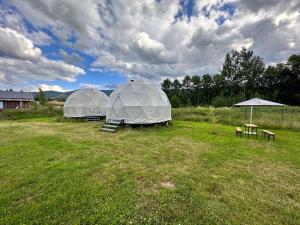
<box><xmin>106</xmin><ymin>80</ymin><xmax>171</xmax><ymax>124</ymax></box>
<box><xmin>64</xmin><ymin>89</ymin><xmax>108</xmax><ymax>118</ymax></box>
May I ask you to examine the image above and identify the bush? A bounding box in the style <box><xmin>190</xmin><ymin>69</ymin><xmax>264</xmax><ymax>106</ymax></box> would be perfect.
<box><xmin>170</xmin><ymin>95</ymin><xmax>181</xmax><ymax>108</ymax></box>
<box><xmin>0</xmin><ymin>107</ymin><xmax>63</xmax><ymax>120</ymax></box>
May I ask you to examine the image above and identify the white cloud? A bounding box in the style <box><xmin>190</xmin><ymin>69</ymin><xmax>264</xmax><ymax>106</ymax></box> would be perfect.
<box><xmin>79</xmin><ymin>83</ymin><xmax>101</xmax><ymax>89</ymax></box>
<box><xmin>3</xmin><ymin>0</ymin><xmax>300</xmax><ymax>82</ymax></box>
<box><xmin>30</xmin><ymin>84</ymin><xmax>71</xmax><ymax>92</ymax></box>
<box><xmin>0</xmin><ymin>27</ymin><xmax>41</xmax><ymax>61</ymax></box>
<box><xmin>80</xmin><ymin>82</ymin><xmax>117</xmax><ymax>90</ymax></box>
<box><xmin>0</xmin><ymin>56</ymin><xmax>85</xmax><ymax>83</ymax></box>
<box><xmin>90</xmin><ymin>68</ymin><xmax>104</xmax><ymax>72</ymax></box>
<box><xmin>59</xmin><ymin>49</ymin><xmax>84</xmax><ymax>66</ymax></box>
<box><xmin>28</xmin><ymin>31</ymin><xmax>53</xmax><ymax>46</ymax></box>
<box><xmin>0</xmin><ymin>27</ymin><xmax>85</xmax><ymax>86</ymax></box>
<box><xmin>0</xmin><ymin>5</ymin><xmax>53</xmax><ymax>46</ymax></box>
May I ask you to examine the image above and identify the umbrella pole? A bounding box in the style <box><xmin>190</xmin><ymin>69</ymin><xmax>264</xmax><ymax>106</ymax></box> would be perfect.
<box><xmin>250</xmin><ymin>106</ymin><xmax>253</xmax><ymax>124</ymax></box>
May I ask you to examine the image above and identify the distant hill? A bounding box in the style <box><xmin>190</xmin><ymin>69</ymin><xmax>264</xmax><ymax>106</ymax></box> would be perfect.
<box><xmin>32</xmin><ymin>90</ymin><xmax>113</xmax><ymax>100</ymax></box>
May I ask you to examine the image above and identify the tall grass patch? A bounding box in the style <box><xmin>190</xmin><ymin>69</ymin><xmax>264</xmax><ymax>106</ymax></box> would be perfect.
<box><xmin>172</xmin><ymin>106</ymin><xmax>300</xmax><ymax>130</ymax></box>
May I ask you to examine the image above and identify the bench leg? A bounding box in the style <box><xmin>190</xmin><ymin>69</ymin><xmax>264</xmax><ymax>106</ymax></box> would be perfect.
<box><xmin>268</xmin><ymin>134</ymin><xmax>270</xmax><ymax>141</ymax></box>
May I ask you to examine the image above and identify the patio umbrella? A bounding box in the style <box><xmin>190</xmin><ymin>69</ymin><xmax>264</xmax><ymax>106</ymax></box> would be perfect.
<box><xmin>233</xmin><ymin>98</ymin><xmax>285</xmax><ymax>124</ymax></box>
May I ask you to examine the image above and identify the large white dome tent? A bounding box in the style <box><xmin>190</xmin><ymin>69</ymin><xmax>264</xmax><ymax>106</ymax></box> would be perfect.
<box><xmin>106</xmin><ymin>80</ymin><xmax>171</xmax><ymax>124</ymax></box>
<box><xmin>64</xmin><ymin>89</ymin><xmax>108</xmax><ymax>118</ymax></box>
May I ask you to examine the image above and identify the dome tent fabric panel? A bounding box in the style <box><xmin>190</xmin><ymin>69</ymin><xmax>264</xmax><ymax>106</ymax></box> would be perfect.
<box><xmin>106</xmin><ymin>80</ymin><xmax>171</xmax><ymax>124</ymax></box>
<box><xmin>64</xmin><ymin>89</ymin><xmax>109</xmax><ymax>117</ymax></box>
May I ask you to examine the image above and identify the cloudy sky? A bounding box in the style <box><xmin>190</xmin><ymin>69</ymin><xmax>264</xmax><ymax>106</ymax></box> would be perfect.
<box><xmin>0</xmin><ymin>0</ymin><xmax>299</xmax><ymax>92</ymax></box>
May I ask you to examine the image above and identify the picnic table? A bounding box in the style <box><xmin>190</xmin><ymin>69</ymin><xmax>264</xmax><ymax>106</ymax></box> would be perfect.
<box><xmin>244</xmin><ymin>123</ymin><xmax>258</xmax><ymax>138</ymax></box>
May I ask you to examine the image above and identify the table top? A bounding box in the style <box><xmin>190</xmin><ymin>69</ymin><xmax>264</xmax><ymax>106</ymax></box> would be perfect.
<box><xmin>244</xmin><ymin>123</ymin><xmax>258</xmax><ymax>128</ymax></box>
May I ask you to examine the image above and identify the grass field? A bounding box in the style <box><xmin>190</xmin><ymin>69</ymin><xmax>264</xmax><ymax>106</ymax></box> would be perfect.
<box><xmin>172</xmin><ymin>107</ymin><xmax>300</xmax><ymax>131</ymax></box>
<box><xmin>0</xmin><ymin>117</ymin><xmax>299</xmax><ymax>224</ymax></box>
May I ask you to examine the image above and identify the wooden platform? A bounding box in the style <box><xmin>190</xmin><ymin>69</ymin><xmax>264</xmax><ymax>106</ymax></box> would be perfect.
<box><xmin>100</xmin><ymin>119</ymin><xmax>124</xmax><ymax>132</ymax></box>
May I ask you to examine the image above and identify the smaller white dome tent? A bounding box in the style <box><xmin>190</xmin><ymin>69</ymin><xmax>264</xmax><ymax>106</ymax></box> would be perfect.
<box><xmin>106</xmin><ymin>80</ymin><xmax>171</xmax><ymax>124</ymax></box>
<box><xmin>64</xmin><ymin>89</ymin><xmax>108</xmax><ymax>118</ymax></box>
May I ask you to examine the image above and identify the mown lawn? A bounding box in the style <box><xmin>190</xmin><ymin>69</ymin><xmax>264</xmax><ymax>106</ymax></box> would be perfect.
<box><xmin>0</xmin><ymin>118</ymin><xmax>299</xmax><ymax>225</ymax></box>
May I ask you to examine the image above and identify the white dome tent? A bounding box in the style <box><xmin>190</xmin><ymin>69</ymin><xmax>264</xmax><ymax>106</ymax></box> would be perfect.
<box><xmin>64</xmin><ymin>89</ymin><xmax>108</xmax><ymax>118</ymax></box>
<box><xmin>106</xmin><ymin>80</ymin><xmax>171</xmax><ymax>124</ymax></box>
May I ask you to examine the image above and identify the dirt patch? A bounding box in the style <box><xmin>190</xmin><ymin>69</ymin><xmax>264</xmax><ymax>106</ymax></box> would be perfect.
<box><xmin>161</xmin><ymin>181</ymin><xmax>175</xmax><ymax>189</ymax></box>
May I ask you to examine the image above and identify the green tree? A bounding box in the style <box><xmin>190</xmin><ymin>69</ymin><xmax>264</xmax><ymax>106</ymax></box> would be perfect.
<box><xmin>182</xmin><ymin>75</ymin><xmax>192</xmax><ymax>105</ymax></box>
<box><xmin>191</xmin><ymin>75</ymin><xmax>201</xmax><ymax>106</ymax></box>
<box><xmin>170</xmin><ymin>94</ymin><xmax>180</xmax><ymax>108</ymax></box>
<box><xmin>202</xmin><ymin>74</ymin><xmax>213</xmax><ymax>104</ymax></box>
<box><xmin>161</xmin><ymin>78</ymin><xmax>172</xmax><ymax>96</ymax></box>
<box><xmin>37</xmin><ymin>88</ymin><xmax>47</xmax><ymax>105</ymax></box>
<box><xmin>173</xmin><ymin>79</ymin><xmax>181</xmax><ymax>93</ymax></box>
<box><xmin>259</xmin><ymin>65</ymin><xmax>280</xmax><ymax>100</ymax></box>
<box><xmin>221</xmin><ymin>47</ymin><xmax>265</xmax><ymax>99</ymax></box>
<box><xmin>276</xmin><ymin>54</ymin><xmax>300</xmax><ymax>105</ymax></box>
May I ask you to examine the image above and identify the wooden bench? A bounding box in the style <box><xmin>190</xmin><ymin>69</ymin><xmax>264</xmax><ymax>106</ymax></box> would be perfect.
<box><xmin>236</xmin><ymin>127</ymin><xmax>242</xmax><ymax>137</ymax></box>
<box><xmin>262</xmin><ymin>130</ymin><xmax>275</xmax><ymax>141</ymax></box>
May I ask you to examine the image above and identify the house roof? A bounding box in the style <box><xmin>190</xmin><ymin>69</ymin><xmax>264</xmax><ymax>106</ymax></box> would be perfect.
<box><xmin>0</xmin><ymin>90</ymin><xmax>34</xmax><ymax>101</ymax></box>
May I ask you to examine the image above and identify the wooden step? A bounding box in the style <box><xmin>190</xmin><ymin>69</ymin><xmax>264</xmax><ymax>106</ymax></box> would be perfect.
<box><xmin>106</xmin><ymin>119</ymin><xmax>123</xmax><ymax>124</ymax></box>
<box><xmin>103</xmin><ymin>124</ymin><xmax>118</xmax><ymax>129</ymax></box>
<box><xmin>100</xmin><ymin>119</ymin><xmax>124</xmax><ymax>133</ymax></box>
<box><xmin>86</xmin><ymin>116</ymin><xmax>100</xmax><ymax>122</ymax></box>
<box><xmin>100</xmin><ymin>127</ymin><xmax>116</xmax><ymax>132</ymax></box>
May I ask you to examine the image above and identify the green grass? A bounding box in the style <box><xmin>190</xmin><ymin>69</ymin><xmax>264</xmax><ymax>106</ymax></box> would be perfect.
<box><xmin>0</xmin><ymin>107</ymin><xmax>62</xmax><ymax>120</ymax></box>
<box><xmin>0</xmin><ymin>118</ymin><xmax>299</xmax><ymax>224</ymax></box>
<box><xmin>172</xmin><ymin>106</ymin><xmax>300</xmax><ymax>131</ymax></box>
<box><xmin>3</xmin><ymin>106</ymin><xmax>299</xmax><ymax>130</ymax></box>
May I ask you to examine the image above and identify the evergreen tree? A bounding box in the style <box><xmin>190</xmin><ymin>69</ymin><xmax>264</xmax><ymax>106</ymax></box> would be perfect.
<box><xmin>182</xmin><ymin>76</ymin><xmax>192</xmax><ymax>105</ymax></box>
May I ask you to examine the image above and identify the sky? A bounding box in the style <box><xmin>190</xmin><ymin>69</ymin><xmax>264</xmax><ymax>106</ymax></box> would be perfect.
<box><xmin>0</xmin><ymin>0</ymin><xmax>299</xmax><ymax>92</ymax></box>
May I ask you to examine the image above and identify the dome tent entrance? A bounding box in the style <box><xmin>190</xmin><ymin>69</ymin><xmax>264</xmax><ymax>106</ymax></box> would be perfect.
<box><xmin>106</xmin><ymin>80</ymin><xmax>171</xmax><ymax>124</ymax></box>
<box><xmin>64</xmin><ymin>89</ymin><xmax>108</xmax><ymax>118</ymax></box>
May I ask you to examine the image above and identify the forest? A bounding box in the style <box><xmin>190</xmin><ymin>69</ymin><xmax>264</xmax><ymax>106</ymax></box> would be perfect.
<box><xmin>162</xmin><ymin>48</ymin><xmax>300</xmax><ymax>107</ymax></box>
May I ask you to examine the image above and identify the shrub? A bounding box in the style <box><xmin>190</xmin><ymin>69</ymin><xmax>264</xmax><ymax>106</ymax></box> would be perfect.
<box><xmin>0</xmin><ymin>107</ymin><xmax>62</xmax><ymax>120</ymax></box>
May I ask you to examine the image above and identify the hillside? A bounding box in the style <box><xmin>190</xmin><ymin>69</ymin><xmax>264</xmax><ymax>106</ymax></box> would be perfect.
<box><xmin>32</xmin><ymin>90</ymin><xmax>113</xmax><ymax>100</ymax></box>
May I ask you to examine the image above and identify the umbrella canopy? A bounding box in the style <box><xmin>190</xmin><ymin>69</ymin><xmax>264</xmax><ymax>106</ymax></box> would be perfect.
<box><xmin>234</xmin><ymin>98</ymin><xmax>286</xmax><ymax>124</ymax></box>
<box><xmin>234</xmin><ymin>98</ymin><xmax>285</xmax><ymax>107</ymax></box>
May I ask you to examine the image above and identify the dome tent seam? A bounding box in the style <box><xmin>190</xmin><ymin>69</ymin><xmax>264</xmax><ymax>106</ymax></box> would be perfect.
<box><xmin>106</xmin><ymin>80</ymin><xmax>171</xmax><ymax>124</ymax></box>
<box><xmin>64</xmin><ymin>89</ymin><xmax>109</xmax><ymax>118</ymax></box>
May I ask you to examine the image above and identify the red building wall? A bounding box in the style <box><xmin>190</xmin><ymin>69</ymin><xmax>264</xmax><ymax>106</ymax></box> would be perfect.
<box><xmin>3</xmin><ymin>101</ymin><xmax>30</xmax><ymax>108</ymax></box>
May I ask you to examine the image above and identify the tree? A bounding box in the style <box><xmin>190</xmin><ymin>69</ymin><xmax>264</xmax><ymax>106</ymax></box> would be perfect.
<box><xmin>221</xmin><ymin>47</ymin><xmax>265</xmax><ymax>99</ymax></box>
<box><xmin>170</xmin><ymin>94</ymin><xmax>180</xmax><ymax>108</ymax></box>
<box><xmin>161</xmin><ymin>78</ymin><xmax>172</xmax><ymax>96</ymax></box>
<box><xmin>37</xmin><ymin>88</ymin><xmax>47</xmax><ymax>105</ymax></box>
<box><xmin>259</xmin><ymin>65</ymin><xmax>280</xmax><ymax>100</ymax></box>
<box><xmin>276</xmin><ymin>54</ymin><xmax>300</xmax><ymax>105</ymax></box>
<box><xmin>191</xmin><ymin>75</ymin><xmax>202</xmax><ymax>106</ymax></box>
<box><xmin>160</xmin><ymin>50</ymin><xmax>298</xmax><ymax>107</ymax></box>
<box><xmin>202</xmin><ymin>74</ymin><xmax>213</xmax><ymax>104</ymax></box>
<box><xmin>182</xmin><ymin>76</ymin><xmax>192</xmax><ymax>105</ymax></box>
<box><xmin>173</xmin><ymin>79</ymin><xmax>181</xmax><ymax>92</ymax></box>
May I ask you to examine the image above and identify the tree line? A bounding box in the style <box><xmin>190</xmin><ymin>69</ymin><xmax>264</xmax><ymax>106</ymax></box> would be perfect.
<box><xmin>162</xmin><ymin>47</ymin><xmax>300</xmax><ymax>107</ymax></box>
